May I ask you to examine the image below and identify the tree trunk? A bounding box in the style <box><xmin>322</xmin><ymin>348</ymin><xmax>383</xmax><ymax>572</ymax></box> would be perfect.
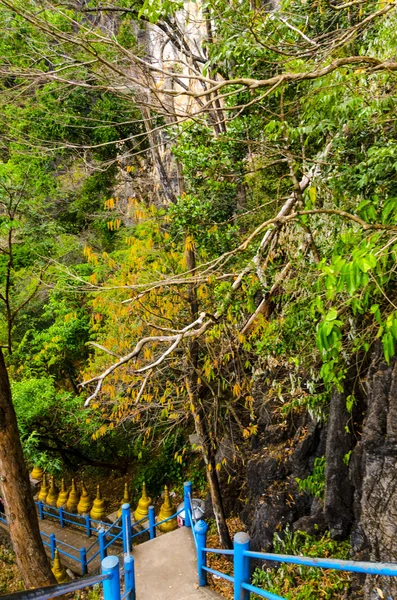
<box><xmin>185</xmin><ymin>246</ymin><xmax>232</xmax><ymax>549</ymax></box>
<box><xmin>0</xmin><ymin>350</ymin><xmax>56</xmax><ymax>588</ymax></box>
<box><xmin>190</xmin><ymin>397</ymin><xmax>232</xmax><ymax>549</ymax></box>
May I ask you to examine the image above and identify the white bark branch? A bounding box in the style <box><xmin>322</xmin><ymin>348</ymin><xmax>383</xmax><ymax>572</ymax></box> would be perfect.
<box><xmin>81</xmin><ymin>312</ymin><xmax>212</xmax><ymax>404</ymax></box>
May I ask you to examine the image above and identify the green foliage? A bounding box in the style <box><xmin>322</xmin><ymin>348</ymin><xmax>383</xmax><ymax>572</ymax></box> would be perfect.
<box><xmin>12</xmin><ymin>295</ymin><xmax>90</xmax><ymax>378</ymax></box>
<box><xmin>138</xmin><ymin>0</ymin><xmax>183</xmax><ymax>22</ymax></box>
<box><xmin>251</xmin><ymin>529</ymin><xmax>351</xmax><ymax>600</ymax></box>
<box><xmin>0</xmin><ymin>0</ymin><xmax>397</xmax><ymax>507</ymax></box>
<box><xmin>169</xmin><ymin>193</ymin><xmax>239</xmax><ymax>255</ymax></box>
<box><xmin>296</xmin><ymin>457</ymin><xmax>326</xmax><ymax>499</ymax></box>
<box><xmin>12</xmin><ymin>377</ymin><xmax>105</xmax><ymax>470</ymax></box>
<box><xmin>129</xmin><ymin>434</ymin><xmax>187</xmax><ymax>499</ymax></box>
<box><xmin>170</xmin><ymin>122</ymin><xmax>247</xmax><ymax>255</ymax></box>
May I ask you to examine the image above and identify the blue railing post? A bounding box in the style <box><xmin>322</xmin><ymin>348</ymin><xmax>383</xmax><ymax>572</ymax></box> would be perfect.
<box><xmin>80</xmin><ymin>547</ymin><xmax>88</xmax><ymax>575</ymax></box>
<box><xmin>99</xmin><ymin>528</ymin><xmax>107</xmax><ymax>561</ymax></box>
<box><xmin>85</xmin><ymin>514</ymin><xmax>91</xmax><ymax>537</ymax></box>
<box><xmin>148</xmin><ymin>506</ymin><xmax>156</xmax><ymax>540</ymax></box>
<box><xmin>50</xmin><ymin>533</ymin><xmax>56</xmax><ymax>559</ymax></box>
<box><xmin>102</xmin><ymin>555</ymin><xmax>121</xmax><ymax>600</ymax></box>
<box><xmin>184</xmin><ymin>481</ymin><xmax>193</xmax><ymax>528</ymax></box>
<box><xmin>234</xmin><ymin>532</ymin><xmax>250</xmax><ymax>600</ymax></box>
<box><xmin>195</xmin><ymin>519</ymin><xmax>208</xmax><ymax>586</ymax></box>
<box><xmin>38</xmin><ymin>501</ymin><xmax>44</xmax><ymax>520</ymax></box>
<box><xmin>124</xmin><ymin>554</ymin><xmax>135</xmax><ymax>600</ymax></box>
<box><xmin>122</xmin><ymin>503</ymin><xmax>132</xmax><ymax>553</ymax></box>
<box><xmin>59</xmin><ymin>507</ymin><xmax>65</xmax><ymax>528</ymax></box>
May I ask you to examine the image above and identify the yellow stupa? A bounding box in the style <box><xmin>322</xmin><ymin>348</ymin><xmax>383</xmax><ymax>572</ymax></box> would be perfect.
<box><xmin>52</xmin><ymin>550</ymin><xmax>69</xmax><ymax>583</ymax></box>
<box><xmin>90</xmin><ymin>485</ymin><xmax>106</xmax><ymax>521</ymax></box>
<box><xmin>46</xmin><ymin>476</ymin><xmax>59</xmax><ymax>507</ymax></box>
<box><xmin>77</xmin><ymin>481</ymin><xmax>92</xmax><ymax>515</ymax></box>
<box><xmin>30</xmin><ymin>465</ymin><xmax>44</xmax><ymax>480</ymax></box>
<box><xmin>158</xmin><ymin>485</ymin><xmax>177</xmax><ymax>532</ymax></box>
<box><xmin>38</xmin><ymin>474</ymin><xmax>49</xmax><ymax>503</ymax></box>
<box><xmin>117</xmin><ymin>483</ymin><xmax>131</xmax><ymax>518</ymax></box>
<box><xmin>66</xmin><ymin>479</ymin><xmax>79</xmax><ymax>513</ymax></box>
<box><xmin>133</xmin><ymin>482</ymin><xmax>152</xmax><ymax>521</ymax></box>
<box><xmin>56</xmin><ymin>479</ymin><xmax>69</xmax><ymax>508</ymax></box>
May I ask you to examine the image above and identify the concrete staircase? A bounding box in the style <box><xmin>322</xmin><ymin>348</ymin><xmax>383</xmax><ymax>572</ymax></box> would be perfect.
<box><xmin>132</xmin><ymin>527</ymin><xmax>222</xmax><ymax>600</ymax></box>
<box><xmin>1</xmin><ymin>518</ymin><xmax>224</xmax><ymax>599</ymax></box>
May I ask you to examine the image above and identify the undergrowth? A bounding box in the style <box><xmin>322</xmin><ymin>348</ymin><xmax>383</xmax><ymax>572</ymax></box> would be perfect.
<box><xmin>0</xmin><ymin>545</ymin><xmax>23</xmax><ymax>594</ymax></box>
<box><xmin>251</xmin><ymin>528</ymin><xmax>351</xmax><ymax>600</ymax></box>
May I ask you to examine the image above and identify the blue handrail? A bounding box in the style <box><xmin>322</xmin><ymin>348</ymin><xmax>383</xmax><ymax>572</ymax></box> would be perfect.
<box><xmin>242</xmin><ymin>582</ymin><xmax>285</xmax><ymax>600</ymax></box>
<box><xmin>34</xmin><ymin>501</ymin><xmax>127</xmax><ymax>569</ymax></box>
<box><xmin>3</xmin><ymin>498</ymin><xmax>178</xmax><ymax>572</ymax></box>
<box><xmin>103</xmin><ymin>530</ymin><xmax>123</xmax><ymax>552</ymax></box>
<box><xmin>244</xmin><ymin>550</ymin><xmax>397</xmax><ymax>576</ymax></box>
<box><xmin>35</xmin><ymin>501</ymin><xmax>122</xmax><ymax>534</ymax></box>
<box><xmin>105</xmin><ymin>515</ymin><xmax>123</xmax><ymax>536</ymax></box>
<box><xmin>0</xmin><ymin>574</ymin><xmax>110</xmax><ymax>600</ymax></box>
<box><xmin>203</xmin><ymin>566</ymin><xmax>234</xmax><ymax>583</ymax></box>
<box><xmin>182</xmin><ymin>480</ymin><xmax>397</xmax><ymax>600</ymax></box>
<box><xmin>34</xmin><ymin>498</ymin><xmax>182</xmax><ymax>550</ymax></box>
<box><xmin>188</xmin><ymin>496</ymin><xmax>198</xmax><ymax>549</ymax></box>
<box><xmin>203</xmin><ymin>547</ymin><xmax>234</xmax><ymax>555</ymax></box>
<box><xmin>0</xmin><ymin>554</ymin><xmax>135</xmax><ymax>600</ymax></box>
<box><xmin>155</xmin><ymin>508</ymin><xmax>184</xmax><ymax>528</ymax></box>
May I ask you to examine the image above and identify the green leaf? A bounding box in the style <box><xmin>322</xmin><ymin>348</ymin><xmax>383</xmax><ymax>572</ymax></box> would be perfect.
<box><xmin>357</xmin><ymin>254</ymin><xmax>377</xmax><ymax>273</ymax></box>
<box><xmin>309</xmin><ymin>186</ymin><xmax>316</xmax><ymax>204</ymax></box>
<box><xmin>325</xmin><ymin>309</ymin><xmax>338</xmax><ymax>321</ymax></box>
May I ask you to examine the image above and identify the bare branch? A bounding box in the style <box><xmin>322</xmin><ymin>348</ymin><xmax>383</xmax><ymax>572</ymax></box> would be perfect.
<box><xmin>86</xmin><ymin>343</ymin><xmax>121</xmax><ymax>358</ymax></box>
<box><xmin>134</xmin><ymin>369</ymin><xmax>153</xmax><ymax>404</ymax></box>
<box><xmin>81</xmin><ymin>311</ymin><xmax>213</xmax><ymax>404</ymax></box>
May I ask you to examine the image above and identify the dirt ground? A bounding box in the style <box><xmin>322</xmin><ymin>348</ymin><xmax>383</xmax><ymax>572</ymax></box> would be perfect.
<box><xmin>0</xmin><ymin>530</ymin><xmax>23</xmax><ymax>594</ymax></box>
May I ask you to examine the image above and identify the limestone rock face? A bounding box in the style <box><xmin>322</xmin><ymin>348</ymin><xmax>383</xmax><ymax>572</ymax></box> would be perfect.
<box><xmin>353</xmin><ymin>349</ymin><xmax>397</xmax><ymax>599</ymax></box>
<box><xmin>247</xmin><ymin>499</ymin><xmax>296</xmax><ymax>552</ymax></box>
<box><xmin>239</xmin><ymin>346</ymin><xmax>397</xmax><ymax>599</ymax></box>
<box><xmin>324</xmin><ymin>389</ymin><xmax>356</xmax><ymax>539</ymax></box>
<box><xmin>247</xmin><ymin>457</ymin><xmax>285</xmax><ymax>497</ymax></box>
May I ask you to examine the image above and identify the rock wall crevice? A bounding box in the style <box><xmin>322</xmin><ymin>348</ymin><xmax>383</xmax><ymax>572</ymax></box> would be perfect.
<box><xmin>233</xmin><ymin>345</ymin><xmax>397</xmax><ymax>598</ymax></box>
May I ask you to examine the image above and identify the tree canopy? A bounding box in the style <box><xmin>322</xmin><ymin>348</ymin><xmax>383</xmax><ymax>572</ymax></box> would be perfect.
<box><xmin>0</xmin><ymin>0</ymin><xmax>396</xmax><ymax>551</ymax></box>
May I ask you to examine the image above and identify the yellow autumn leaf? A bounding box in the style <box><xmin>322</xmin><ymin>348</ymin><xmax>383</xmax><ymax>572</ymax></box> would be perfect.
<box><xmin>233</xmin><ymin>382</ymin><xmax>241</xmax><ymax>397</ymax></box>
<box><xmin>185</xmin><ymin>235</ymin><xmax>195</xmax><ymax>252</ymax></box>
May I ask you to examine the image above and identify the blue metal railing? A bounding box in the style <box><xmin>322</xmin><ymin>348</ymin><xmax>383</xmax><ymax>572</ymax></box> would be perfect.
<box><xmin>40</xmin><ymin>530</ymin><xmax>88</xmax><ymax>574</ymax></box>
<box><xmin>183</xmin><ymin>480</ymin><xmax>397</xmax><ymax>600</ymax></box>
<box><xmin>36</xmin><ymin>501</ymin><xmax>128</xmax><ymax>573</ymax></box>
<box><xmin>35</xmin><ymin>501</ymin><xmax>123</xmax><ymax>538</ymax></box>
<box><xmin>1</xmin><ymin>495</ymin><xmax>183</xmax><ymax>575</ymax></box>
<box><xmin>1</xmin><ymin>505</ymin><xmax>125</xmax><ymax>575</ymax></box>
<box><xmin>0</xmin><ymin>554</ymin><xmax>135</xmax><ymax>600</ymax></box>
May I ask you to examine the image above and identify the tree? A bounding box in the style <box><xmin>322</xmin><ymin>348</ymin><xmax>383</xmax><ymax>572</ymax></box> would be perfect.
<box><xmin>1</xmin><ymin>0</ymin><xmax>397</xmax><ymax>554</ymax></box>
<box><xmin>0</xmin><ymin>350</ymin><xmax>55</xmax><ymax>587</ymax></box>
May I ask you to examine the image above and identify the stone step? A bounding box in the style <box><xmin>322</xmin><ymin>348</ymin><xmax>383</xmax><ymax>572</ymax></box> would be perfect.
<box><xmin>39</xmin><ymin>519</ymin><xmax>114</xmax><ymax>575</ymax></box>
<box><xmin>132</xmin><ymin>526</ymin><xmax>223</xmax><ymax>600</ymax></box>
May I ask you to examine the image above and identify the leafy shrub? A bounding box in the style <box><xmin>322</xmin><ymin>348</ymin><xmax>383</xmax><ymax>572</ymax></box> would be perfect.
<box><xmin>12</xmin><ymin>377</ymin><xmax>103</xmax><ymax>472</ymax></box>
<box><xmin>296</xmin><ymin>457</ymin><xmax>326</xmax><ymax>499</ymax></box>
<box><xmin>251</xmin><ymin>528</ymin><xmax>351</xmax><ymax>600</ymax></box>
<box><xmin>130</xmin><ymin>433</ymin><xmax>187</xmax><ymax>499</ymax></box>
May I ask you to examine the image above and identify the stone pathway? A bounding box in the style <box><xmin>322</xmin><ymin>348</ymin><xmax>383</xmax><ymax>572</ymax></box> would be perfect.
<box><xmin>2</xmin><ymin>516</ymin><xmax>224</xmax><ymax>599</ymax></box>
<box><xmin>39</xmin><ymin>518</ymin><xmax>114</xmax><ymax>575</ymax></box>
<box><xmin>0</xmin><ymin>515</ymin><xmax>118</xmax><ymax>575</ymax></box>
<box><xmin>132</xmin><ymin>527</ymin><xmax>222</xmax><ymax>600</ymax></box>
